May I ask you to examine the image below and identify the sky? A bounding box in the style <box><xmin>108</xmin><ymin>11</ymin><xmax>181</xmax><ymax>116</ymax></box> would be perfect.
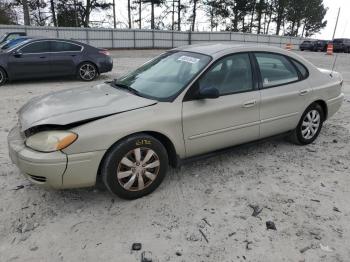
<box><xmin>314</xmin><ymin>0</ymin><xmax>350</xmax><ymax>40</ymax></box>
<box><xmin>96</xmin><ymin>0</ymin><xmax>350</xmax><ymax>40</ymax></box>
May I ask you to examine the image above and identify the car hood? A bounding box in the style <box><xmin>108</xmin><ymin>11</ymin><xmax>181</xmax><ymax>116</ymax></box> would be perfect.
<box><xmin>18</xmin><ymin>83</ymin><xmax>157</xmax><ymax>132</ymax></box>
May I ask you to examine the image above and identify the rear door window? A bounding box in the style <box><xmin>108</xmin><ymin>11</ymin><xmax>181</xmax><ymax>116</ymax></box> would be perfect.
<box><xmin>255</xmin><ymin>53</ymin><xmax>299</xmax><ymax>88</ymax></box>
<box><xmin>50</xmin><ymin>41</ymin><xmax>82</xmax><ymax>52</ymax></box>
<box><xmin>20</xmin><ymin>41</ymin><xmax>51</xmax><ymax>54</ymax></box>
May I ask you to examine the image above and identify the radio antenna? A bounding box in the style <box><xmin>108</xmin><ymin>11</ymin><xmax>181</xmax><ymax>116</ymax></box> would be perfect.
<box><xmin>330</xmin><ymin>7</ymin><xmax>341</xmax><ymax>77</ymax></box>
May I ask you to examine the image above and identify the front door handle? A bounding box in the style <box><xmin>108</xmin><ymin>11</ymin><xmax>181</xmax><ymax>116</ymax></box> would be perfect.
<box><xmin>39</xmin><ymin>56</ymin><xmax>46</xmax><ymax>59</ymax></box>
<box><xmin>299</xmin><ymin>89</ymin><xmax>310</xmax><ymax>96</ymax></box>
<box><xmin>242</xmin><ymin>100</ymin><xmax>257</xmax><ymax>108</ymax></box>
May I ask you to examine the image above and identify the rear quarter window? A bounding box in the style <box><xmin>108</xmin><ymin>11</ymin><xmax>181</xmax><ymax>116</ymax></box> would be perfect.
<box><xmin>291</xmin><ymin>59</ymin><xmax>309</xmax><ymax>79</ymax></box>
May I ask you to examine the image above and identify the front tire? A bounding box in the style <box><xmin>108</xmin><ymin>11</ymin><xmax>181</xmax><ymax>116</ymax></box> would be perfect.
<box><xmin>290</xmin><ymin>103</ymin><xmax>324</xmax><ymax>145</ymax></box>
<box><xmin>101</xmin><ymin>134</ymin><xmax>168</xmax><ymax>199</ymax></box>
<box><xmin>77</xmin><ymin>62</ymin><xmax>98</xmax><ymax>81</ymax></box>
<box><xmin>0</xmin><ymin>67</ymin><xmax>7</xmax><ymax>86</ymax></box>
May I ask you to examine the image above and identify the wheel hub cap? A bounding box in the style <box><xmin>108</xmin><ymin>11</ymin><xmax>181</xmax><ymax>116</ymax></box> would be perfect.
<box><xmin>80</xmin><ymin>64</ymin><xmax>96</xmax><ymax>80</ymax></box>
<box><xmin>117</xmin><ymin>147</ymin><xmax>160</xmax><ymax>192</ymax></box>
<box><xmin>301</xmin><ymin>110</ymin><xmax>320</xmax><ymax>139</ymax></box>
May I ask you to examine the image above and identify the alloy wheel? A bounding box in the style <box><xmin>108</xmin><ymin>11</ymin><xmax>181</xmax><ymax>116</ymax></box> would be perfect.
<box><xmin>79</xmin><ymin>64</ymin><xmax>96</xmax><ymax>81</ymax></box>
<box><xmin>117</xmin><ymin>147</ymin><xmax>160</xmax><ymax>192</ymax></box>
<box><xmin>301</xmin><ymin>110</ymin><xmax>321</xmax><ymax>140</ymax></box>
<box><xmin>0</xmin><ymin>70</ymin><xmax>4</xmax><ymax>84</ymax></box>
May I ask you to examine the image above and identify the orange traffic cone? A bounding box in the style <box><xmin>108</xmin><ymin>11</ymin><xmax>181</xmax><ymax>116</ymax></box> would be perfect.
<box><xmin>285</xmin><ymin>43</ymin><xmax>292</xmax><ymax>51</ymax></box>
<box><xmin>326</xmin><ymin>43</ymin><xmax>333</xmax><ymax>55</ymax></box>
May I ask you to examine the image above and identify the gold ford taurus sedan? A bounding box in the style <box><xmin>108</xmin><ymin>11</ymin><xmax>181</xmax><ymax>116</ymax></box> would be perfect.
<box><xmin>8</xmin><ymin>44</ymin><xmax>344</xmax><ymax>199</ymax></box>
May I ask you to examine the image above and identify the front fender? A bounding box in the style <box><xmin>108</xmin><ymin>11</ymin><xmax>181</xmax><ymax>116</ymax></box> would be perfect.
<box><xmin>62</xmin><ymin>102</ymin><xmax>186</xmax><ymax>158</ymax></box>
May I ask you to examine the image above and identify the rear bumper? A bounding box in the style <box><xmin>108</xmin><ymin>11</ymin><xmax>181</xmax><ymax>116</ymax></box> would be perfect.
<box><xmin>314</xmin><ymin>46</ymin><xmax>326</xmax><ymax>51</ymax></box>
<box><xmin>300</xmin><ymin>46</ymin><xmax>313</xmax><ymax>50</ymax></box>
<box><xmin>333</xmin><ymin>45</ymin><xmax>344</xmax><ymax>52</ymax></box>
<box><xmin>99</xmin><ymin>57</ymin><xmax>113</xmax><ymax>73</ymax></box>
<box><xmin>8</xmin><ymin>125</ymin><xmax>105</xmax><ymax>189</ymax></box>
<box><xmin>327</xmin><ymin>93</ymin><xmax>344</xmax><ymax>119</ymax></box>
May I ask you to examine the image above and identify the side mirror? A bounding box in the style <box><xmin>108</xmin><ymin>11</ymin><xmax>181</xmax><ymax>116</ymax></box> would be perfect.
<box><xmin>13</xmin><ymin>50</ymin><xmax>22</xmax><ymax>57</ymax></box>
<box><xmin>198</xmin><ymin>86</ymin><xmax>219</xmax><ymax>99</ymax></box>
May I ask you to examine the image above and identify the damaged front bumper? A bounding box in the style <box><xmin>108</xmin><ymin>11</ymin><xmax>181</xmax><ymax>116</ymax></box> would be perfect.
<box><xmin>8</xmin><ymin>125</ymin><xmax>67</xmax><ymax>188</ymax></box>
<box><xmin>8</xmin><ymin>125</ymin><xmax>105</xmax><ymax>189</ymax></box>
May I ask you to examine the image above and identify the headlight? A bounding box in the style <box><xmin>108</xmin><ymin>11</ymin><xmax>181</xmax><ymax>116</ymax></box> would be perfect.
<box><xmin>25</xmin><ymin>131</ymin><xmax>78</xmax><ymax>152</ymax></box>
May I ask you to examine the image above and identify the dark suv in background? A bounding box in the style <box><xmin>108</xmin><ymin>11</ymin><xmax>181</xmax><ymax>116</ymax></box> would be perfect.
<box><xmin>313</xmin><ymin>40</ymin><xmax>329</xmax><ymax>52</ymax></box>
<box><xmin>299</xmin><ymin>40</ymin><xmax>316</xmax><ymax>51</ymax></box>
<box><xmin>333</xmin><ymin>38</ymin><xmax>350</xmax><ymax>53</ymax></box>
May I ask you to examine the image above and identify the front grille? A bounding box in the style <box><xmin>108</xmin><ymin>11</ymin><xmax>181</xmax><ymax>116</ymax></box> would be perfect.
<box><xmin>28</xmin><ymin>174</ymin><xmax>47</xmax><ymax>183</ymax></box>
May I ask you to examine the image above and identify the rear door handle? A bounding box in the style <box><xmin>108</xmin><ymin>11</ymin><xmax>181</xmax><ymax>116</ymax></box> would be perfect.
<box><xmin>242</xmin><ymin>100</ymin><xmax>257</xmax><ymax>108</ymax></box>
<box><xmin>299</xmin><ymin>89</ymin><xmax>310</xmax><ymax>96</ymax></box>
<box><xmin>39</xmin><ymin>56</ymin><xmax>46</xmax><ymax>59</ymax></box>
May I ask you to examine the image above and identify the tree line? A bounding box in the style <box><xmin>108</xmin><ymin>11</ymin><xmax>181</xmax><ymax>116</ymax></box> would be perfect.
<box><xmin>0</xmin><ymin>0</ymin><xmax>328</xmax><ymax>37</ymax></box>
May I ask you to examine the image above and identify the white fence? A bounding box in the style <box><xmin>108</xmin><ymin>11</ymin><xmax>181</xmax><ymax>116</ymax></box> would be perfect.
<box><xmin>0</xmin><ymin>24</ymin><xmax>305</xmax><ymax>50</ymax></box>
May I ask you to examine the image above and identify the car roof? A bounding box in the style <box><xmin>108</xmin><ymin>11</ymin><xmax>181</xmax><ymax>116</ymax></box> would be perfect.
<box><xmin>5</xmin><ymin>32</ymin><xmax>26</xmax><ymax>35</ymax></box>
<box><xmin>25</xmin><ymin>38</ymin><xmax>85</xmax><ymax>44</ymax></box>
<box><xmin>173</xmin><ymin>43</ymin><xmax>293</xmax><ymax>56</ymax></box>
<box><xmin>173</xmin><ymin>42</ymin><xmax>317</xmax><ymax>71</ymax></box>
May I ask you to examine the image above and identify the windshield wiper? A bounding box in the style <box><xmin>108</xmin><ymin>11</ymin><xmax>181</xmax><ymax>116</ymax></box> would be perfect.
<box><xmin>111</xmin><ymin>81</ymin><xmax>142</xmax><ymax>97</ymax></box>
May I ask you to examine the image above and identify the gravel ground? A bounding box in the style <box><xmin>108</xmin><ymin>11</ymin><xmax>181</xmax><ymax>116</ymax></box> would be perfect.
<box><xmin>0</xmin><ymin>49</ymin><xmax>349</xmax><ymax>262</ymax></box>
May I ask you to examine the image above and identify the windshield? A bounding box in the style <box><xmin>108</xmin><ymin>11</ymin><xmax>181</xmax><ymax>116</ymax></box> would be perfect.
<box><xmin>3</xmin><ymin>39</ymin><xmax>30</xmax><ymax>52</ymax></box>
<box><xmin>0</xmin><ymin>38</ymin><xmax>28</xmax><ymax>50</ymax></box>
<box><xmin>0</xmin><ymin>34</ymin><xmax>7</xmax><ymax>43</ymax></box>
<box><xmin>114</xmin><ymin>51</ymin><xmax>211</xmax><ymax>101</ymax></box>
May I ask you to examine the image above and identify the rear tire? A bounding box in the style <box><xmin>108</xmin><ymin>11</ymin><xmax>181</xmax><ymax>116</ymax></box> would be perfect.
<box><xmin>77</xmin><ymin>62</ymin><xmax>98</xmax><ymax>81</ymax></box>
<box><xmin>290</xmin><ymin>103</ymin><xmax>324</xmax><ymax>145</ymax></box>
<box><xmin>101</xmin><ymin>134</ymin><xmax>168</xmax><ymax>199</ymax></box>
<box><xmin>0</xmin><ymin>67</ymin><xmax>7</xmax><ymax>86</ymax></box>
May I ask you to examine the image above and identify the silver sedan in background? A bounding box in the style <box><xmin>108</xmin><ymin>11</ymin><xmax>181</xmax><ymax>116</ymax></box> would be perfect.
<box><xmin>8</xmin><ymin>44</ymin><xmax>344</xmax><ymax>199</ymax></box>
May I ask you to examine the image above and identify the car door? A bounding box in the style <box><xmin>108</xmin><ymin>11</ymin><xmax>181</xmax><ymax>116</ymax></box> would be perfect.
<box><xmin>7</xmin><ymin>40</ymin><xmax>51</xmax><ymax>79</ymax></box>
<box><xmin>49</xmin><ymin>41</ymin><xmax>82</xmax><ymax>76</ymax></box>
<box><xmin>254</xmin><ymin>52</ymin><xmax>312</xmax><ymax>138</ymax></box>
<box><xmin>182</xmin><ymin>53</ymin><xmax>260</xmax><ymax>157</ymax></box>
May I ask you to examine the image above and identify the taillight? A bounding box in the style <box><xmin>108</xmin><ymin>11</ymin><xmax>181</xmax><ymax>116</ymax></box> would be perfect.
<box><xmin>99</xmin><ymin>49</ymin><xmax>110</xmax><ymax>56</ymax></box>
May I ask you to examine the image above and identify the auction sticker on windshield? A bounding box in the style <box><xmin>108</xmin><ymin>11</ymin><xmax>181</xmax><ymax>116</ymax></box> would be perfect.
<box><xmin>178</xmin><ymin>56</ymin><xmax>200</xmax><ymax>64</ymax></box>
